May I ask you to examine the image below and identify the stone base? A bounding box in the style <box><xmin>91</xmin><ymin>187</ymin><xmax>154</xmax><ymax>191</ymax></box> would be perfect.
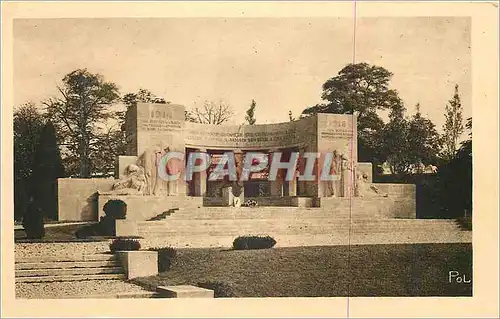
<box><xmin>57</xmin><ymin>178</ymin><xmax>115</xmax><ymax>221</ymax></box>
<box><xmin>203</xmin><ymin>196</ymin><xmax>321</xmax><ymax>207</ymax></box>
<box><xmin>115</xmin><ymin>220</ymin><xmax>139</xmax><ymax>237</ymax></box>
<box><xmin>98</xmin><ymin>194</ymin><xmax>203</xmax><ymax>221</ymax></box>
<box><xmin>157</xmin><ymin>285</ymin><xmax>214</xmax><ymax>298</ymax></box>
<box><xmin>117</xmin><ymin>251</ymin><xmax>158</xmax><ymax>279</ymax></box>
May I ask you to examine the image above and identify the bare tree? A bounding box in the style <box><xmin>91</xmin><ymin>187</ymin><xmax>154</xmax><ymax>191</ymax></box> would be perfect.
<box><xmin>187</xmin><ymin>100</ymin><xmax>234</xmax><ymax>125</ymax></box>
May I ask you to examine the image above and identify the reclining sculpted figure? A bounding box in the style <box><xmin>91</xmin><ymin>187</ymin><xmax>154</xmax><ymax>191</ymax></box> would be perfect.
<box><xmin>110</xmin><ymin>164</ymin><xmax>147</xmax><ymax>195</ymax></box>
<box><xmin>355</xmin><ymin>172</ymin><xmax>388</xmax><ymax>198</ymax></box>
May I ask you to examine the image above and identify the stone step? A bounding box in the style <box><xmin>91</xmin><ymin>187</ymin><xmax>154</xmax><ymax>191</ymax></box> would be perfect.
<box><xmin>16</xmin><ymin>267</ymin><xmax>123</xmax><ymax>277</ymax></box>
<box><xmin>139</xmin><ymin>217</ymin><xmax>456</xmax><ymax>224</ymax></box>
<box><xmin>169</xmin><ymin>208</ymin><xmax>411</xmax><ymax>218</ymax></box>
<box><xmin>137</xmin><ymin>219</ymin><xmax>459</xmax><ymax>229</ymax></box>
<box><xmin>16</xmin><ymin>254</ymin><xmax>116</xmax><ymax>264</ymax></box>
<box><xmin>15</xmin><ymin>260</ymin><xmax>120</xmax><ymax>270</ymax></box>
<box><xmin>16</xmin><ymin>273</ymin><xmax>126</xmax><ymax>283</ymax></box>
<box><xmin>138</xmin><ymin>226</ymin><xmax>461</xmax><ymax>237</ymax></box>
<box><xmin>136</xmin><ymin>231</ymin><xmax>472</xmax><ymax>249</ymax></box>
<box><xmin>137</xmin><ymin>223</ymin><xmax>460</xmax><ymax>232</ymax></box>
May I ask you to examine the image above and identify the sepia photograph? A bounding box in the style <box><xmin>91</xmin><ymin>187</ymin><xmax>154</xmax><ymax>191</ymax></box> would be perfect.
<box><xmin>2</xmin><ymin>1</ymin><xmax>498</xmax><ymax>318</ymax></box>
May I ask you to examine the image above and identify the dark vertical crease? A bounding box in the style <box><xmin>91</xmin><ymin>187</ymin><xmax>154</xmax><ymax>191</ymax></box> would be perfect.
<box><xmin>347</xmin><ymin>1</ymin><xmax>357</xmax><ymax>318</ymax></box>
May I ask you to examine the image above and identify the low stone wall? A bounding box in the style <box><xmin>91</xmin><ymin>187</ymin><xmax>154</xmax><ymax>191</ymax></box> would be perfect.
<box><xmin>57</xmin><ymin>178</ymin><xmax>115</xmax><ymax>221</ymax></box>
<box><xmin>98</xmin><ymin>195</ymin><xmax>203</xmax><ymax>221</ymax></box>
<box><xmin>203</xmin><ymin>196</ymin><xmax>230</xmax><ymax>207</ymax></box>
<box><xmin>245</xmin><ymin>196</ymin><xmax>296</xmax><ymax>206</ymax></box>
<box><xmin>371</xmin><ymin>183</ymin><xmax>416</xmax><ymax>198</ymax></box>
<box><xmin>320</xmin><ymin>196</ymin><xmax>416</xmax><ymax>219</ymax></box>
<box><xmin>117</xmin><ymin>251</ymin><xmax>158</xmax><ymax>279</ymax></box>
<box><xmin>203</xmin><ymin>196</ymin><xmax>320</xmax><ymax>208</ymax></box>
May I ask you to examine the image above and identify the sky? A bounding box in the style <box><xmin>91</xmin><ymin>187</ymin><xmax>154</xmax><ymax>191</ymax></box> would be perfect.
<box><xmin>14</xmin><ymin>17</ymin><xmax>471</xmax><ymax>131</ymax></box>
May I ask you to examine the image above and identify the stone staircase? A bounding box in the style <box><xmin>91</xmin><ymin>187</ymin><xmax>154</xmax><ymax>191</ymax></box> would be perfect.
<box><xmin>15</xmin><ymin>254</ymin><xmax>126</xmax><ymax>283</ymax></box>
<box><xmin>135</xmin><ymin>206</ymin><xmax>472</xmax><ymax>248</ymax></box>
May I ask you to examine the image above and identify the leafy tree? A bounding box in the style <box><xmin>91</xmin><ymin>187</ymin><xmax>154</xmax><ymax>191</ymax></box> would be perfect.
<box><xmin>436</xmin><ymin>117</ymin><xmax>472</xmax><ymax>217</ymax></box>
<box><xmin>14</xmin><ymin>103</ymin><xmax>45</xmax><ymax>221</ymax></box>
<box><xmin>188</xmin><ymin>100</ymin><xmax>234</xmax><ymax>125</ymax></box>
<box><xmin>44</xmin><ymin>69</ymin><xmax>120</xmax><ymax>177</ymax></box>
<box><xmin>31</xmin><ymin>121</ymin><xmax>65</xmax><ymax>220</ymax></box>
<box><xmin>382</xmin><ymin>104</ymin><xmax>411</xmax><ymax>175</ymax></box>
<box><xmin>245</xmin><ymin>99</ymin><xmax>257</xmax><ymax>125</ymax></box>
<box><xmin>407</xmin><ymin>103</ymin><xmax>442</xmax><ymax>170</ymax></box>
<box><xmin>121</xmin><ymin>88</ymin><xmax>167</xmax><ymax>128</ymax></box>
<box><xmin>302</xmin><ymin>63</ymin><xmax>403</xmax><ymax>166</ymax></box>
<box><xmin>120</xmin><ymin>88</ymin><xmax>167</xmax><ymax>156</ymax></box>
<box><xmin>381</xmin><ymin>103</ymin><xmax>441</xmax><ymax>175</ymax></box>
<box><xmin>442</xmin><ymin>84</ymin><xmax>464</xmax><ymax>161</ymax></box>
<box><xmin>90</xmin><ymin>126</ymin><xmax>125</xmax><ymax>176</ymax></box>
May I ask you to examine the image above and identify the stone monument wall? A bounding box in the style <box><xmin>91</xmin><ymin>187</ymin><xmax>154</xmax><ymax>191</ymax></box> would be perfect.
<box><xmin>132</xmin><ymin>103</ymin><xmax>186</xmax><ymax>156</ymax></box>
<box><xmin>57</xmin><ymin>178</ymin><xmax>115</xmax><ymax>221</ymax></box>
<box><xmin>316</xmin><ymin>114</ymin><xmax>357</xmax><ymax>197</ymax></box>
<box><xmin>184</xmin><ymin>115</ymin><xmax>317</xmax><ymax>150</ymax></box>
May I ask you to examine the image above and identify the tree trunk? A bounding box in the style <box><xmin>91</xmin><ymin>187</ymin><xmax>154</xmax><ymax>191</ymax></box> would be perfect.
<box><xmin>78</xmin><ymin>97</ymin><xmax>90</xmax><ymax>178</ymax></box>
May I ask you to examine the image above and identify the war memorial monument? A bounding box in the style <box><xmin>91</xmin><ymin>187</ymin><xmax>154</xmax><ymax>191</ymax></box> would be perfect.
<box><xmin>16</xmin><ymin>103</ymin><xmax>472</xmax><ymax>299</ymax></box>
<box><xmin>57</xmin><ymin>102</ymin><xmax>416</xmax><ymax>225</ymax></box>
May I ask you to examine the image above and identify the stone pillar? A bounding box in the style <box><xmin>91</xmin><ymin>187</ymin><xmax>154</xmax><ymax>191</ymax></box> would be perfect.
<box><xmin>192</xmin><ymin>148</ymin><xmax>207</xmax><ymax>196</ymax></box>
<box><xmin>268</xmin><ymin>149</ymin><xmax>283</xmax><ymax>197</ymax></box>
<box><xmin>284</xmin><ymin>150</ymin><xmax>297</xmax><ymax>196</ymax></box>
<box><xmin>286</xmin><ymin>177</ymin><xmax>297</xmax><ymax>196</ymax></box>
<box><xmin>297</xmin><ymin>146</ymin><xmax>318</xmax><ymax>197</ymax></box>
<box><xmin>233</xmin><ymin>150</ymin><xmax>245</xmax><ymax>201</ymax></box>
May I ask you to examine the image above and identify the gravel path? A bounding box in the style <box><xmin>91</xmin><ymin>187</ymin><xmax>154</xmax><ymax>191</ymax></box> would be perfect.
<box><xmin>16</xmin><ymin>280</ymin><xmax>152</xmax><ymax>299</ymax></box>
<box><xmin>16</xmin><ymin>242</ymin><xmax>112</xmax><ymax>260</ymax></box>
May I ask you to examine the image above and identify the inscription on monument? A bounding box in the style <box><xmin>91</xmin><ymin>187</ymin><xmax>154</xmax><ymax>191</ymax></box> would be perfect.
<box><xmin>319</xmin><ymin>119</ymin><xmax>353</xmax><ymax>140</ymax></box>
<box><xmin>138</xmin><ymin>108</ymin><xmax>182</xmax><ymax>132</ymax></box>
<box><xmin>139</xmin><ymin>118</ymin><xmax>183</xmax><ymax>132</ymax></box>
<box><xmin>186</xmin><ymin>128</ymin><xmax>301</xmax><ymax>145</ymax></box>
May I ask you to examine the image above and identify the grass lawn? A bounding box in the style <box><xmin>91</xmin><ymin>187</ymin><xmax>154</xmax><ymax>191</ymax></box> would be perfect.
<box><xmin>134</xmin><ymin>243</ymin><xmax>472</xmax><ymax>297</ymax></box>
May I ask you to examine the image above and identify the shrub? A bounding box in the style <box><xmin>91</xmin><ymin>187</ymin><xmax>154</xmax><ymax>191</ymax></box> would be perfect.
<box><xmin>97</xmin><ymin>216</ymin><xmax>117</xmax><ymax>236</ymax></box>
<box><xmin>22</xmin><ymin>200</ymin><xmax>45</xmax><ymax>240</ymax></box>
<box><xmin>75</xmin><ymin>199</ymin><xmax>128</xmax><ymax>238</ymax></box>
<box><xmin>103</xmin><ymin>199</ymin><xmax>127</xmax><ymax>219</ymax></box>
<box><xmin>232</xmin><ymin>235</ymin><xmax>276</xmax><ymax>250</ymax></box>
<box><xmin>197</xmin><ymin>280</ymin><xmax>235</xmax><ymax>297</ymax></box>
<box><xmin>456</xmin><ymin>216</ymin><xmax>472</xmax><ymax>231</ymax></box>
<box><xmin>75</xmin><ymin>224</ymin><xmax>100</xmax><ymax>239</ymax></box>
<box><xmin>149</xmin><ymin>246</ymin><xmax>177</xmax><ymax>272</ymax></box>
<box><xmin>109</xmin><ymin>238</ymin><xmax>141</xmax><ymax>253</ymax></box>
